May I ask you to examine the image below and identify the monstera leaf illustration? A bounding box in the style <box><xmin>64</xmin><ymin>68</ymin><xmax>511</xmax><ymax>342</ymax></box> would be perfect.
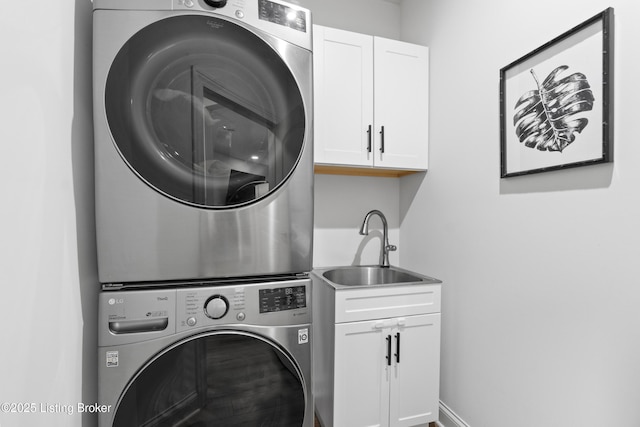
<box><xmin>513</xmin><ymin>65</ymin><xmax>594</xmax><ymax>152</ymax></box>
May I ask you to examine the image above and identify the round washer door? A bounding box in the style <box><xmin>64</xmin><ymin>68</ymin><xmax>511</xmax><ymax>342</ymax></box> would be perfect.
<box><xmin>105</xmin><ymin>15</ymin><xmax>306</xmax><ymax>208</ymax></box>
<box><xmin>113</xmin><ymin>332</ymin><xmax>306</xmax><ymax>426</ymax></box>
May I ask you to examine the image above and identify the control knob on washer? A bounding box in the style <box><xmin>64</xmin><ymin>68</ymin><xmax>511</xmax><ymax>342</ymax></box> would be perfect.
<box><xmin>204</xmin><ymin>295</ymin><xmax>229</xmax><ymax>319</ymax></box>
<box><xmin>203</xmin><ymin>0</ymin><xmax>227</xmax><ymax>8</ymax></box>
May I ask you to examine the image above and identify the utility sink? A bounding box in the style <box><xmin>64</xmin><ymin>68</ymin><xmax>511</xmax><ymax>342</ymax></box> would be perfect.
<box><xmin>319</xmin><ymin>265</ymin><xmax>440</xmax><ymax>288</ymax></box>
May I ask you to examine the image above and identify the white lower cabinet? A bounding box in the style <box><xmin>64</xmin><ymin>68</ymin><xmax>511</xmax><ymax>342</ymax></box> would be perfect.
<box><xmin>335</xmin><ymin>314</ymin><xmax>440</xmax><ymax>427</ymax></box>
<box><xmin>313</xmin><ymin>274</ymin><xmax>441</xmax><ymax>427</ymax></box>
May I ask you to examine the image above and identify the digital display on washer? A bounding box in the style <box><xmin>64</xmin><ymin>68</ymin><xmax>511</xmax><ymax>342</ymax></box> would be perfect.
<box><xmin>259</xmin><ymin>286</ymin><xmax>306</xmax><ymax>313</ymax></box>
<box><xmin>258</xmin><ymin>0</ymin><xmax>307</xmax><ymax>32</ymax></box>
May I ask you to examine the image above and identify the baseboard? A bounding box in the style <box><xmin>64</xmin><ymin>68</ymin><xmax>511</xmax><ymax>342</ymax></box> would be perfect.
<box><xmin>436</xmin><ymin>400</ymin><xmax>471</xmax><ymax>427</ymax></box>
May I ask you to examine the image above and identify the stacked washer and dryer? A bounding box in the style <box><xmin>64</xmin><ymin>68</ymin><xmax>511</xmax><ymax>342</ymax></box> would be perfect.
<box><xmin>92</xmin><ymin>0</ymin><xmax>314</xmax><ymax>425</ymax></box>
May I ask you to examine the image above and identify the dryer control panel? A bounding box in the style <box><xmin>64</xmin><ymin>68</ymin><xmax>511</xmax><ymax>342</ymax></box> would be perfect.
<box><xmin>258</xmin><ymin>0</ymin><xmax>307</xmax><ymax>32</ymax></box>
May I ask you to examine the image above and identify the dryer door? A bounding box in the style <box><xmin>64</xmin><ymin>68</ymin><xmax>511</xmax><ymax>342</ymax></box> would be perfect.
<box><xmin>105</xmin><ymin>14</ymin><xmax>306</xmax><ymax>208</ymax></box>
<box><xmin>113</xmin><ymin>332</ymin><xmax>306</xmax><ymax>426</ymax></box>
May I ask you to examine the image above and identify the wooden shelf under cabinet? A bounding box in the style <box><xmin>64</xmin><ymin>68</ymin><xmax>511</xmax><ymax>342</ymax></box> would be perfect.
<box><xmin>314</xmin><ymin>164</ymin><xmax>421</xmax><ymax>178</ymax></box>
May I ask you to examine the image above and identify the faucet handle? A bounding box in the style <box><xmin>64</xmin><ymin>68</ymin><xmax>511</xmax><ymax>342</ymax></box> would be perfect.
<box><xmin>386</xmin><ymin>244</ymin><xmax>397</xmax><ymax>252</ymax></box>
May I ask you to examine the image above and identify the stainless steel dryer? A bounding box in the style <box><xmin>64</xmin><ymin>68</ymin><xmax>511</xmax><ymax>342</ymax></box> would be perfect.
<box><xmin>92</xmin><ymin>0</ymin><xmax>313</xmax><ymax>284</ymax></box>
<box><xmin>98</xmin><ymin>278</ymin><xmax>312</xmax><ymax>427</ymax></box>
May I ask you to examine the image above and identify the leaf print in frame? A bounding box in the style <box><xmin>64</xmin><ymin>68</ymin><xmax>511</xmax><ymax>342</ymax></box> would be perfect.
<box><xmin>499</xmin><ymin>8</ymin><xmax>613</xmax><ymax>178</ymax></box>
<box><xmin>513</xmin><ymin>65</ymin><xmax>594</xmax><ymax>153</ymax></box>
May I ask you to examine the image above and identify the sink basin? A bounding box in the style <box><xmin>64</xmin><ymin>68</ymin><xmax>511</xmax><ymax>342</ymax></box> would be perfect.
<box><xmin>321</xmin><ymin>266</ymin><xmax>432</xmax><ymax>287</ymax></box>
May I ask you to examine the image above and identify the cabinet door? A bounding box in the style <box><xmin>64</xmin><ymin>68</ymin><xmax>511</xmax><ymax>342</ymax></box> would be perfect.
<box><xmin>313</xmin><ymin>25</ymin><xmax>374</xmax><ymax>167</ymax></box>
<box><xmin>389</xmin><ymin>314</ymin><xmax>441</xmax><ymax>427</ymax></box>
<box><xmin>374</xmin><ymin>37</ymin><xmax>429</xmax><ymax>170</ymax></box>
<box><xmin>334</xmin><ymin>319</ymin><xmax>390</xmax><ymax>427</ymax></box>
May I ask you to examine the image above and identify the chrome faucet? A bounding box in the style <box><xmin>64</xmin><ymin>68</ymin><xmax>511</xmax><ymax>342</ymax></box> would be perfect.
<box><xmin>359</xmin><ymin>209</ymin><xmax>397</xmax><ymax>268</ymax></box>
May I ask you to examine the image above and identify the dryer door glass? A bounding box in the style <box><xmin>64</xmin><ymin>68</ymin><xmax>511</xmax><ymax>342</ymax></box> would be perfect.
<box><xmin>113</xmin><ymin>332</ymin><xmax>306</xmax><ymax>426</ymax></box>
<box><xmin>105</xmin><ymin>15</ymin><xmax>306</xmax><ymax>208</ymax></box>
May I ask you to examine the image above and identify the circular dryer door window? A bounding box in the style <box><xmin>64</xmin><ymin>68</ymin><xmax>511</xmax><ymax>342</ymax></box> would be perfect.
<box><xmin>105</xmin><ymin>15</ymin><xmax>306</xmax><ymax>208</ymax></box>
<box><xmin>113</xmin><ymin>332</ymin><xmax>306</xmax><ymax>426</ymax></box>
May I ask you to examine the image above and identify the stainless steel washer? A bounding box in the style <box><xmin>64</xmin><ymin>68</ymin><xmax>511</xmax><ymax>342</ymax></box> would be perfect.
<box><xmin>97</xmin><ymin>278</ymin><xmax>313</xmax><ymax>427</ymax></box>
<box><xmin>92</xmin><ymin>0</ymin><xmax>313</xmax><ymax>284</ymax></box>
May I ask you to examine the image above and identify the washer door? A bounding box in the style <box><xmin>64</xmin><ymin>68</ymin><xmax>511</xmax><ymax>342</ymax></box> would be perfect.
<box><xmin>114</xmin><ymin>332</ymin><xmax>306</xmax><ymax>426</ymax></box>
<box><xmin>105</xmin><ymin>15</ymin><xmax>306</xmax><ymax>208</ymax></box>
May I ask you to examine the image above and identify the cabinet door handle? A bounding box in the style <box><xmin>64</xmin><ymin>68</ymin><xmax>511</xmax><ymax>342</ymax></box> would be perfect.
<box><xmin>367</xmin><ymin>125</ymin><xmax>372</xmax><ymax>153</ymax></box>
<box><xmin>379</xmin><ymin>126</ymin><xmax>385</xmax><ymax>153</ymax></box>
<box><xmin>395</xmin><ymin>332</ymin><xmax>401</xmax><ymax>364</ymax></box>
<box><xmin>386</xmin><ymin>335</ymin><xmax>392</xmax><ymax>366</ymax></box>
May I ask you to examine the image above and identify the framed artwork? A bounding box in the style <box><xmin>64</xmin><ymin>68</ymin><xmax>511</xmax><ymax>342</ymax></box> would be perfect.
<box><xmin>499</xmin><ymin>8</ymin><xmax>614</xmax><ymax>178</ymax></box>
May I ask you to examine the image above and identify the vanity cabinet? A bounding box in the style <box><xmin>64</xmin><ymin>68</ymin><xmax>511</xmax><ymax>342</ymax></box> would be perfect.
<box><xmin>312</xmin><ymin>273</ymin><xmax>441</xmax><ymax>427</ymax></box>
<box><xmin>313</xmin><ymin>25</ymin><xmax>429</xmax><ymax>175</ymax></box>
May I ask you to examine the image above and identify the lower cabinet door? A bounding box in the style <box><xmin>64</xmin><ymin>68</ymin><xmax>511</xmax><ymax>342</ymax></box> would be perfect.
<box><xmin>389</xmin><ymin>314</ymin><xmax>441</xmax><ymax>427</ymax></box>
<box><xmin>334</xmin><ymin>314</ymin><xmax>440</xmax><ymax>427</ymax></box>
<box><xmin>335</xmin><ymin>319</ymin><xmax>390</xmax><ymax>427</ymax></box>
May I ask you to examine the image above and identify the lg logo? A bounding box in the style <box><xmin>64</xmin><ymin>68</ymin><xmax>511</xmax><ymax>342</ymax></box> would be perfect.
<box><xmin>108</xmin><ymin>298</ymin><xmax>124</xmax><ymax>305</ymax></box>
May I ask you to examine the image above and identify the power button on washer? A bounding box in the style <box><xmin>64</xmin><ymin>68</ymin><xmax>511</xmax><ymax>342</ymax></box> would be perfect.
<box><xmin>235</xmin><ymin>10</ymin><xmax>245</xmax><ymax>19</ymax></box>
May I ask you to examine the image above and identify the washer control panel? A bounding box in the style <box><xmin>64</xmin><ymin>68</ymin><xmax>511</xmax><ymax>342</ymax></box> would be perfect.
<box><xmin>176</xmin><ymin>278</ymin><xmax>310</xmax><ymax>332</ymax></box>
<box><xmin>99</xmin><ymin>278</ymin><xmax>310</xmax><ymax>345</ymax></box>
<box><xmin>259</xmin><ymin>285</ymin><xmax>306</xmax><ymax>313</ymax></box>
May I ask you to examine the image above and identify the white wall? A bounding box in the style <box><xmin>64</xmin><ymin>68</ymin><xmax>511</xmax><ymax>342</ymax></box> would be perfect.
<box><xmin>0</xmin><ymin>1</ymin><xmax>97</xmax><ymax>427</ymax></box>
<box><xmin>314</xmin><ymin>174</ymin><xmax>401</xmax><ymax>268</ymax></box>
<box><xmin>294</xmin><ymin>0</ymin><xmax>405</xmax><ymax>268</ymax></box>
<box><xmin>400</xmin><ymin>1</ymin><xmax>640</xmax><ymax>426</ymax></box>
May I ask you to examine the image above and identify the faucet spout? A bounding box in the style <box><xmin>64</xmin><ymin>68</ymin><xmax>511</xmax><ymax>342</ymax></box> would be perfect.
<box><xmin>359</xmin><ymin>210</ymin><xmax>397</xmax><ymax>268</ymax></box>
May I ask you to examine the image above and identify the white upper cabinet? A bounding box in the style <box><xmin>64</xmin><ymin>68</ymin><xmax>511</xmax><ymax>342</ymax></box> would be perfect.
<box><xmin>313</xmin><ymin>25</ymin><xmax>429</xmax><ymax>173</ymax></box>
